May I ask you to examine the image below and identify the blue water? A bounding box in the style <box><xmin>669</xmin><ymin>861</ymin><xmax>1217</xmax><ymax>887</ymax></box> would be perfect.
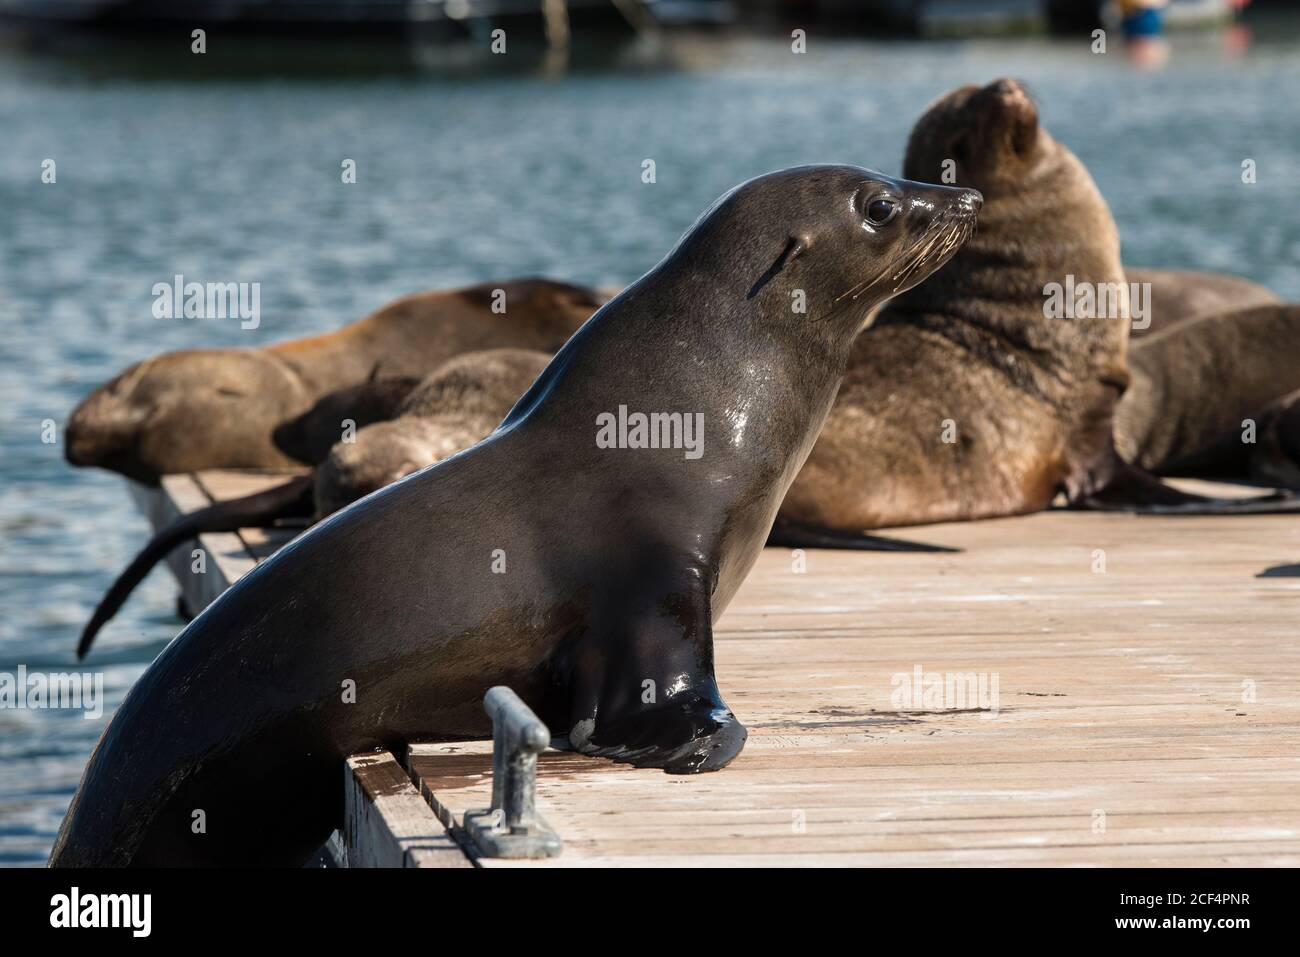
<box><xmin>2</xmin><ymin>24</ymin><xmax>1299</xmax><ymax>865</ymax></box>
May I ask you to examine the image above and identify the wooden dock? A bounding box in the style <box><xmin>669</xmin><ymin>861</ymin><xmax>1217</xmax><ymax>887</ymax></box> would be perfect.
<box><xmin>132</xmin><ymin>471</ymin><xmax>1300</xmax><ymax>867</ymax></box>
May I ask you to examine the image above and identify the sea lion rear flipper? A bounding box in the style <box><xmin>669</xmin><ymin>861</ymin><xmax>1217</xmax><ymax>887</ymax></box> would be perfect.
<box><xmin>567</xmin><ymin>560</ymin><xmax>747</xmax><ymax>774</ymax></box>
<box><xmin>76</xmin><ymin>474</ymin><xmax>315</xmax><ymax>660</ymax></box>
<box><xmin>1077</xmin><ymin>459</ymin><xmax>1300</xmax><ymax>515</ymax></box>
<box><xmin>766</xmin><ymin>517</ymin><xmax>958</xmax><ymax>553</ymax></box>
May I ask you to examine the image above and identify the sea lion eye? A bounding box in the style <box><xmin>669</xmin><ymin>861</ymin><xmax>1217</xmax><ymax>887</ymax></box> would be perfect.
<box><xmin>866</xmin><ymin>199</ymin><xmax>898</xmax><ymax>226</ymax></box>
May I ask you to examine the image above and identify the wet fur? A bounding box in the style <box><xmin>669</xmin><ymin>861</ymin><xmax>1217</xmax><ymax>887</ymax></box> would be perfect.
<box><xmin>782</xmin><ymin>79</ymin><xmax>1128</xmax><ymax>531</ymax></box>
<box><xmin>52</xmin><ymin>166</ymin><xmax>979</xmax><ymax>866</ymax></box>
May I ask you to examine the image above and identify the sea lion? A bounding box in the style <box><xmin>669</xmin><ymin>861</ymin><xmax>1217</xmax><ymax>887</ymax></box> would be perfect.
<box><xmin>270</xmin><ymin>371</ymin><xmax>422</xmax><ymax>465</ymax></box>
<box><xmin>1127</xmin><ymin>268</ymin><xmax>1280</xmax><ymax>339</ymax></box>
<box><xmin>1236</xmin><ymin>387</ymin><xmax>1300</xmax><ymax>488</ymax></box>
<box><xmin>75</xmin><ymin>349</ymin><xmax>554</xmax><ymax>660</ymax></box>
<box><xmin>315</xmin><ymin>349</ymin><xmax>552</xmax><ymax>516</ymax></box>
<box><xmin>775</xmin><ymin>78</ymin><xmax>1294</xmax><ymax>541</ymax></box>
<box><xmin>64</xmin><ymin>278</ymin><xmax>603</xmax><ymax>484</ymax></box>
<box><xmin>51</xmin><ymin>165</ymin><xmax>981</xmax><ymax>866</ymax></box>
<box><xmin>1117</xmin><ymin>303</ymin><xmax>1300</xmax><ymax>483</ymax></box>
<box><xmin>779</xmin><ymin>78</ymin><xmax>1131</xmax><ymax>533</ymax></box>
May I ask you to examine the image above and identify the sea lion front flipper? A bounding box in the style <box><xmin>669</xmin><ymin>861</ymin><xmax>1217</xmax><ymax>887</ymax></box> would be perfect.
<box><xmin>567</xmin><ymin>560</ymin><xmax>747</xmax><ymax>775</ymax></box>
<box><xmin>766</xmin><ymin>517</ymin><xmax>958</xmax><ymax>553</ymax></box>
<box><xmin>1077</xmin><ymin>459</ymin><xmax>1300</xmax><ymax>515</ymax></box>
<box><xmin>572</xmin><ymin>674</ymin><xmax>748</xmax><ymax>775</ymax></box>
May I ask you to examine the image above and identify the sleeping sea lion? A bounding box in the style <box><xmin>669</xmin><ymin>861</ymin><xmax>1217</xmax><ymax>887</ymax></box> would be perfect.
<box><xmin>64</xmin><ymin>278</ymin><xmax>603</xmax><ymax>484</ymax></box>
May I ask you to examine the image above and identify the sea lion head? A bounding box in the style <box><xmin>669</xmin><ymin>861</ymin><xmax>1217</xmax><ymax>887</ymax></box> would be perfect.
<box><xmin>672</xmin><ymin>165</ymin><xmax>982</xmax><ymax>337</ymax></box>
<box><xmin>65</xmin><ymin>350</ymin><xmax>303</xmax><ymax>483</ymax></box>
<box><xmin>894</xmin><ymin>77</ymin><xmax>1124</xmax><ymax>330</ymax></box>
<box><xmin>904</xmin><ymin>77</ymin><xmax>1053</xmax><ymax>200</ymax></box>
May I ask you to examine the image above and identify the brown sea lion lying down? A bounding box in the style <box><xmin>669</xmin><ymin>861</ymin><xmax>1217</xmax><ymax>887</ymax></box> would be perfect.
<box><xmin>269</xmin><ymin>371</ymin><xmax>424</xmax><ymax>466</ymax></box>
<box><xmin>63</xmin><ymin>278</ymin><xmax>603</xmax><ymax>484</ymax></box>
<box><xmin>774</xmin><ymin>78</ymin><xmax>1297</xmax><ymax>544</ymax></box>
<box><xmin>76</xmin><ymin>348</ymin><xmax>552</xmax><ymax>658</ymax></box>
<box><xmin>313</xmin><ymin>349</ymin><xmax>552</xmax><ymax>516</ymax></box>
<box><xmin>1118</xmin><ymin>304</ymin><xmax>1300</xmax><ymax>487</ymax></box>
<box><xmin>1116</xmin><ymin>271</ymin><xmax>1297</xmax><ymax>488</ymax></box>
<box><xmin>1127</xmin><ymin>268</ymin><xmax>1280</xmax><ymax>339</ymax></box>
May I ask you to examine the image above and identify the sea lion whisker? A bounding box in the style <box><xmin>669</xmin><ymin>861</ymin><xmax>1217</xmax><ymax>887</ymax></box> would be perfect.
<box><xmin>888</xmin><ymin>222</ymin><xmax>948</xmax><ymax>289</ymax></box>
<box><xmin>834</xmin><ymin>215</ymin><xmax>949</xmax><ymax>304</ymax></box>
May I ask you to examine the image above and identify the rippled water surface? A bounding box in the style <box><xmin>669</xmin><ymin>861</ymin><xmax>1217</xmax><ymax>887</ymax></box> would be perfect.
<box><xmin>2</xmin><ymin>23</ymin><xmax>1299</xmax><ymax>865</ymax></box>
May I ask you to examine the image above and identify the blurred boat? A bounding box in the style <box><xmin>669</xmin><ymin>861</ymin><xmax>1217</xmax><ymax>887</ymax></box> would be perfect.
<box><xmin>0</xmin><ymin>0</ymin><xmax>735</xmax><ymax>37</ymax></box>
<box><xmin>1050</xmin><ymin>0</ymin><xmax>1246</xmax><ymax>31</ymax></box>
<box><xmin>744</xmin><ymin>1</ymin><xmax>1246</xmax><ymax>35</ymax></box>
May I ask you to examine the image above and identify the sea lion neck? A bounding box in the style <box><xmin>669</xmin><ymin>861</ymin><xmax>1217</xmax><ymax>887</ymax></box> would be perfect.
<box><xmin>877</xmin><ymin>155</ymin><xmax>1128</xmax><ymax>395</ymax></box>
<box><xmin>507</xmin><ymin>268</ymin><xmax>853</xmax><ymax>467</ymax></box>
<box><xmin>495</xmin><ymin>266</ymin><xmax>859</xmax><ymax>577</ymax></box>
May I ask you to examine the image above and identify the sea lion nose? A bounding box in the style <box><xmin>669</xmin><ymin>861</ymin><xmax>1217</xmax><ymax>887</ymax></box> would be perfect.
<box><xmin>989</xmin><ymin>77</ymin><xmax>1024</xmax><ymax>98</ymax></box>
<box><xmin>982</xmin><ymin>77</ymin><xmax>1036</xmax><ymax>126</ymax></box>
<box><xmin>961</xmin><ymin>189</ymin><xmax>983</xmax><ymax>213</ymax></box>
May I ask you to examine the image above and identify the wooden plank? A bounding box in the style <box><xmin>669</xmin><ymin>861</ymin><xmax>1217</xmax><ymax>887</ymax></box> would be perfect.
<box><xmin>134</xmin><ymin>470</ymin><xmax>1300</xmax><ymax>866</ymax></box>
<box><xmin>342</xmin><ymin>752</ymin><xmax>472</xmax><ymax>868</ymax></box>
<box><xmin>406</xmin><ymin>481</ymin><xmax>1300</xmax><ymax>867</ymax></box>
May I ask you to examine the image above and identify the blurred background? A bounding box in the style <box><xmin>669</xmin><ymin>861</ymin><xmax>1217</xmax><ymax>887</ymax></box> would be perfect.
<box><xmin>1</xmin><ymin>0</ymin><xmax>1297</xmax><ymax>865</ymax></box>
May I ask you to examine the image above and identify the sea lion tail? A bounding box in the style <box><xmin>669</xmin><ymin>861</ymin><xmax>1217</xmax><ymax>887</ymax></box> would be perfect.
<box><xmin>1078</xmin><ymin>461</ymin><xmax>1300</xmax><ymax>515</ymax></box>
<box><xmin>767</xmin><ymin>518</ymin><xmax>959</xmax><ymax>552</ymax></box>
<box><xmin>76</xmin><ymin>475</ymin><xmax>315</xmax><ymax>660</ymax></box>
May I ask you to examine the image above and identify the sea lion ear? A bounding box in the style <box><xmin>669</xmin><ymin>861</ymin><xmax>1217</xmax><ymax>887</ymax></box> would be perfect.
<box><xmin>746</xmin><ymin>235</ymin><xmax>808</xmax><ymax>300</ymax></box>
<box><xmin>775</xmin><ymin>234</ymin><xmax>808</xmax><ymax>271</ymax></box>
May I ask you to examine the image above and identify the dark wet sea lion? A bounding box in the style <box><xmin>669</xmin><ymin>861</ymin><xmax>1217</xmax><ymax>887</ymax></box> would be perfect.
<box><xmin>64</xmin><ymin>278</ymin><xmax>603</xmax><ymax>484</ymax></box>
<box><xmin>775</xmin><ymin>79</ymin><xmax>1296</xmax><ymax>540</ymax></box>
<box><xmin>1116</xmin><ymin>303</ymin><xmax>1300</xmax><ymax>483</ymax></box>
<box><xmin>76</xmin><ymin>349</ymin><xmax>553</xmax><ymax>660</ymax></box>
<box><xmin>52</xmin><ymin>165</ymin><xmax>981</xmax><ymax>866</ymax></box>
<box><xmin>1127</xmin><ymin>268</ymin><xmax>1280</xmax><ymax>339</ymax></box>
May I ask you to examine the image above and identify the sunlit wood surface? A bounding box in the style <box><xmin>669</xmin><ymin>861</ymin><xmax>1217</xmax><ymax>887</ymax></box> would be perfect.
<box><xmin>138</xmin><ymin>471</ymin><xmax>1300</xmax><ymax>866</ymax></box>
